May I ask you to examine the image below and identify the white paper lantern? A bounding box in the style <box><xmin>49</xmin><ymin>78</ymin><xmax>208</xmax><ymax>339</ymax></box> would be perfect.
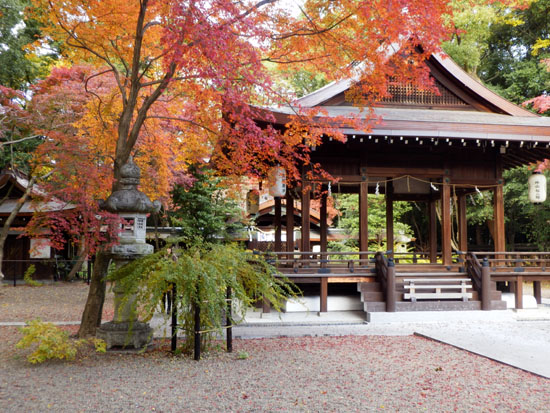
<box><xmin>528</xmin><ymin>172</ymin><xmax>547</xmax><ymax>204</ymax></box>
<box><xmin>267</xmin><ymin>166</ymin><xmax>286</xmax><ymax>198</ymax></box>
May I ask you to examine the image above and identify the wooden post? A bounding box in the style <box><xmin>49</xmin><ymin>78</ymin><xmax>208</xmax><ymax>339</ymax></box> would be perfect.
<box><xmin>458</xmin><ymin>193</ymin><xmax>468</xmax><ymax>253</ymax></box>
<box><xmin>226</xmin><ymin>286</ymin><xmax>232</xmax><ymax>353</ymax></box>
<box><xmin>274</xmin><ymin>196</ymin><xmax>282</xmax><ymax>252</ymax></box>
<box><xmin>441</xmin><ymin>182</ymin><xmax>452</xmax><ymax>266</ymax></box>
<box><xmin>386</xmin><ymin>183</ymin><xmax>394</xmax><ymax>257</ymax></box>
<box><xmin>481</xmin><ymin>258</ymin><xmax>491</xmax><ymax>311</ymax></box>
<box><xmin>194</xmin><ymin>302</ymin><xmax>201</xmax><ymax>361</ymax></box>
<box><xmin>320</xmin><ymin>277</ymin><xmax>328</xmax><ymax>313</ymax></box>
<box><xmin>359</xmin><ymin>181</ymin><xmax>369</xmax><ymax>253</ymax></box>
<box><xmin>262</xmin><ymin>296</ymin><xmax>271</xmax><ymax>313</ymax></box>
<box><xmin>534</xmin><ymin>281</ymin><xmax>542</xmax><ymax>304</ymax></box>
<box><xmin>493</xmin><ymin>184</ymin><xmax>506</xmax><ymax>255</ymax></box>
<box><xmin>386</xmin><ymin>258</ymin><xmax>396</xmax><ymax>312</ymax></box>
<box><xmin>171</xmin><ymin>283</ymin><xmax>177</xmax><ymax>352</ymax></box>
<box><xmin>429</xmin><ymin>199</ymin><xmax>437</xmax><ymax>263</ymax></box>
<box><xmin>515</xmin><ymin>275</ymin><xmax>523</xmax><ymax>310</ymax></box>
<box><xmin>320</xmin><ymin>191</ymin><xmax>328</xmax><ymax>254</ymax></box>
<box><xmin>285</xmin><ymin>192</ymin><xmax>294</xmax><ymax>258</ymax></box>
<box><xmin>301</xmin><ymin>185</ymin><xmax>310</xmax><ymax>253</ymax></box>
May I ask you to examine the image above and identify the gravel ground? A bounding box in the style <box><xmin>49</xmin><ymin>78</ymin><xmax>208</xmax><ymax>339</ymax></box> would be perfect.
<box><xmin>1</xmin><ymin>334</ymin><xmax>549</xmax><ymax>412</ymax></box>
<box><xmin>1</xmin><ymin>283</ymin><xmax>549</xmax><ymax>412</ymax></box>
<box><xmin>0</xmin><ymin>282</ymin><xmax>115</xmax><ymax>322</ymax></box>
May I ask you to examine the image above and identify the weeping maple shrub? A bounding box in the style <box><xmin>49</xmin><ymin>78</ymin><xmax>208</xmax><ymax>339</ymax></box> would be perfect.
<box><xmin>110</xmin><ymin>242</ymin><xmax>299</xmax><ymax>354</ymax></box>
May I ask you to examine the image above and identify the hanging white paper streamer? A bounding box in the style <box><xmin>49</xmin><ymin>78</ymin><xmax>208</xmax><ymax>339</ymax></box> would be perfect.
<box><xmin>475</xmin><ymin>186</ymin><xmax>484</xmax><ymax>198</ymax></box>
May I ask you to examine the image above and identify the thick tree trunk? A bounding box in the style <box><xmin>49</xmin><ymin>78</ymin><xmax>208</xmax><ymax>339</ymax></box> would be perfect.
<box><xmin>66</xmin><ymin>239</ymin><xmax>87</xmax><ymax>281</ymax></box>
<box><xmin>0</xmin><ymin>176</ymin><xmax>36</xmax><ymax>286</ymax></box>
<box><xmin>77</xmin><ymin>251</ymin><xmax>111</xmax><ymax>338</ymax></box>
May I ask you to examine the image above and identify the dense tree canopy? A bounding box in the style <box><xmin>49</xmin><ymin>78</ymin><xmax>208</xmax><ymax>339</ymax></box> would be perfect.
<box><xmin>0</xmin><ymin>0</ymin><xmax>54</xmax><ymax>90</ymax></box>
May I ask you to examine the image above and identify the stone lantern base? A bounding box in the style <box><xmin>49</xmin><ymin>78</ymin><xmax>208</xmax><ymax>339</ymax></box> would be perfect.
<box><xmin>96</xmin><ymin>321</ymin><xmax>152</xmax><ymax>350</ymax></box>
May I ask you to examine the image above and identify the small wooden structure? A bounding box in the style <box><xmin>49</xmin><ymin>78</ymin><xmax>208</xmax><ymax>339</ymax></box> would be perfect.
<box><xmin>255</xmin><ymin>53</ymin><xmax>550</xmax><ymax>313</ymax></box>
<box><xmin>0</xmin><ymin>169</ymin><xmax>74</xmax><ymax>281</ymax></box>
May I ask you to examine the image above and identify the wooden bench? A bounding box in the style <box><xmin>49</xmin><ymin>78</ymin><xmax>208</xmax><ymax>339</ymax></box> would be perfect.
<box><xmin>403</xmin><ymin>278</ymin><xmax>472</xmax><ymax>302</ymax></box>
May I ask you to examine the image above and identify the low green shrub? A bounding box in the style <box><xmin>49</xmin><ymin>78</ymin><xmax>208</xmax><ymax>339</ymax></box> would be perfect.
<box><xmin>16</xmin><ymin>319</ymin><xmax>106</xmax><ymax>364</ymax></box>
<box><xmin>23</xmin><ymin>265</ymin><xmax>41</xmax><ymax>287</ymax></box>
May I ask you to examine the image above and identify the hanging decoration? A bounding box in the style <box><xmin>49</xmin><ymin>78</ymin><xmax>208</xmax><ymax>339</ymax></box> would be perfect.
<box><xmin>528</xmin><ymin>172</ymin><xmax>547</xmax><ymax>204</ymax></box>
<box><xmin>246</xmin><ymin>189</ymin><xmax>260</xmax><ymax>214</ymax></box>
<box><xmin>267</xmin><ymin>165</ymin><xmax>286</xmax><ymax>198</ymax></box>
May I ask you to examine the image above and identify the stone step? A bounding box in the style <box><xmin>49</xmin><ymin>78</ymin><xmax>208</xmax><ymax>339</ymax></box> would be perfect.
<box><xmin>360</xmin><ymin>291</ymin><xmax>384</xmax><ymax>302</ymax></box>
<box><xmin>366</xmin><ymin>299</ymin><xmax>508</xmax><ymax>312</ymax></box>
<box><xmin>363</xmin><ymin>301</ymin><xmax>386</xmax><ymax>312</ymax></box>
<box><xmin>357</xmin><ymin>282</ymin><xmax>382</xmax><ymax>293</ymax></box>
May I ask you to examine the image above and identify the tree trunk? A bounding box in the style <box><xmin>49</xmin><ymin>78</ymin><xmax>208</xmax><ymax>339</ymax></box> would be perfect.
<box><xmin>77</xmin><ymin>250</ymin><xmax>111</xmax><ymax>338</ymax></box>
<box><xmin>66</xmin><ymin>239</ymin><xmax>87</xmax><ymax>281</ymax></box>
<box><xmin>0</xmin><ymin>175</ymin><xmax>36</xmax><ymax>286</ymax></box>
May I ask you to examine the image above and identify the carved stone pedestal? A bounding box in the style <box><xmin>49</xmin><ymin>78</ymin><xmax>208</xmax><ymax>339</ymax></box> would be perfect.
<box><xmin>97</xmin><ymin>321</ymin><xmax>152</xmax><ymax>349</ymax></box>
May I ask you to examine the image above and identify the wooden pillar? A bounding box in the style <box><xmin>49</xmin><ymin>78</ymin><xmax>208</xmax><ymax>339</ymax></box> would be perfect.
<box><xmin>320</xmin><ymin>192</ymin><xmax>328</xmax><ymax>253</ymax></box>
<box><xmin>441</xmin><ymin>182</ymin><xmax>452</xmax><ymax>266</ymax></box>
<box><xmin>285</xmin><ymin>192</ymin><xmax>294</xmax><ymax>256</ymax></box>
<box><xmin>458</xmin><ymin>193</ymin><xmax>468</xmax><ymax>253</ymax></box>
<box><xmin>359</xmin><ymin>181</ymin><xmax>369</xmax><ymax>253</ymax></box>
<box><xmin>534</xmin><ymin>281</ymin><xmax>542</xmax><ymax>304</ymax></box>
<box><xmin>493</xmin><ymin>184</ymin><xmax>505</xmax><ymax>254</ymax></box>
<box><xmin>320</xmin><ymin>278</ymin><xmax>328</xmax><ymax>313</ymax></box>
<box><xmin>274</xmin><ymin>197</ymin><xmax>282</xmax><ymax>252</ymax></box>
<box><xmin>515</xmin><ymin>275</ymin><xmax>523</xmax><ymax>309</ymax></box>
<box><xmin>429</xmin><ymin>200</ymin><xmax>438</xmax><ymax>263</ymax></box>
<box><xmin>301</xmin><ymin>185</ymin><xmax>310</xmax><ymax>252</ymax></box>
<box><xmin>386</xmin><ymin>183</ymin><xmax>394</xmax><ymax>256</ymax></box>
<box><xmin>319</xmin><ymin>190</ymin><xmax>328</xmax><ymax>313</ymax></box>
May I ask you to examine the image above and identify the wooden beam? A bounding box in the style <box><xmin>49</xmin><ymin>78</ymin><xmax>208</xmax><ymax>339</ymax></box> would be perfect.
<box><xmin>429</xmin><ymin>200</ymin><xmax>437</xmax><ymax>263</ymax></box>
<box><xmin>458</xmin><ymin>194</ymin><xmax>467</xmax><ymax>252</ymax></box>
<box><xmin>285</xmin><ymin>192</ymin><xmax>294</xmax><ymax>255</ymax></box>
<box><xmin>301</xmin><ymin>185</ymin><xmax>310</xmax><ymax>252</ymax></box>
<box><xmin>367</xmin><ymin>167</ymin><xmax>445</xmax><ymax>178</ymax></box>
<box><xmin>359</xmin><ymin>181</ymin><xmax>369</xmax><ymax>252</ymax></box>
<box><xmin>274</xmin><ymin>196</ymin><xmax>282</xmax><ymax>252</ymax></box>
<box><xmin>441</xmin><ymin>182</ymin><xmax>452</xmax><ymax>266</ymax></box>
<box><xmin>390</xmin><ymin>194</ymin><xmax>434</xmax><ymax>201</ymax></box>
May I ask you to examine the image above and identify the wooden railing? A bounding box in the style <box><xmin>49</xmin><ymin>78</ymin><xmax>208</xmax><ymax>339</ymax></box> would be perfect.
<box><xmin>465</xmin><ymin>252</ymin><xmax>482</xmax><ymax>292</ymax></box>
<box><xmin>466</xmin><ymin>251</ymin><xmax>550</xmax><ymax>309</ymax></box>
<box><xmin>267</xmin><ymin>251</ymin><xmax>375</xmax><ymax>277</ymax></box>
<box><xmin>262</xmin><ymin>251</ymin><xmax>377</xmax><ymax>313</ymax></box>
<box><xmin>375</xmin><ymin>252</ymin><xmax>396</xmax><ymax>312</ymax></box>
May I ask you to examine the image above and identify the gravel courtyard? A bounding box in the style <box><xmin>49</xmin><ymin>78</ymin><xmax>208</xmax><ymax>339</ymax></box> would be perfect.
<box><xmin>1</xmin><ymin>283</ymin><xmax>549</xmax><ymax>412</ymax></box>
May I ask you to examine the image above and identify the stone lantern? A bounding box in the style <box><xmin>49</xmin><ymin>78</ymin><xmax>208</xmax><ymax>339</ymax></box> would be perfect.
<box><xmin>97</xmin><ymin>157</ymin><xmax>160</xmax><ymax>349</ymax></box>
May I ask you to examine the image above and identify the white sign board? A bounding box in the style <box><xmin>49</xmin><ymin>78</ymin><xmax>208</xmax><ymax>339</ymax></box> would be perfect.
<box><xmin>30</xmin><ymin>238</ymin><xmax>51</xmax><ymax>259</ymax></box>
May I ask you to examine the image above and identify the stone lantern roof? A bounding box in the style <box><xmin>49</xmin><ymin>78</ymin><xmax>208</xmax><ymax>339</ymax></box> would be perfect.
<box><xmin>100</xmin><ymin>157</ymin><xmax>161</xmax><ymax>214</ymax></box>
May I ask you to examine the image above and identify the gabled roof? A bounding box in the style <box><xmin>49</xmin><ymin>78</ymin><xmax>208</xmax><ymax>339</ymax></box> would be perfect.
<box><xmin>0</xmin><ymin>169</ymin><xmax>74</xmax><ymax>216</ymax></box>
<box><xmin>295</xmin><ymin>53</ymin><xmax>536</xmax><ymax>117</ymax></box>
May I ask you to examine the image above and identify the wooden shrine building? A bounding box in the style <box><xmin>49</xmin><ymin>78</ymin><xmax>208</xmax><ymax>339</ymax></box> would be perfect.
<box><xmin>255</xmin><ymin>53</ymin><xmax>550</xmax><ymax>313</ymax></box>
